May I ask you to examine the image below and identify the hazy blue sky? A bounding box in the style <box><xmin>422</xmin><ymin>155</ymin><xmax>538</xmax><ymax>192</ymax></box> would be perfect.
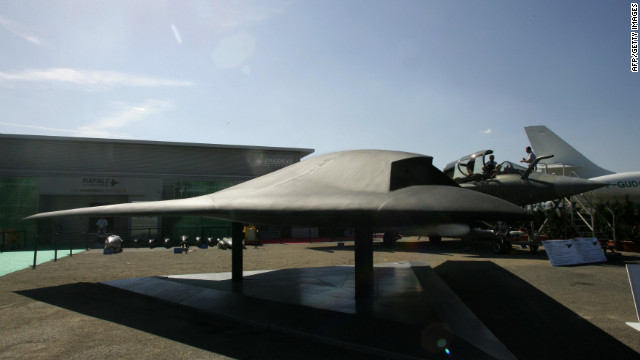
<box><xmin>1</xmin><ymin>1</ymin><xmax>638</xmax><ymax>172</ymax></box>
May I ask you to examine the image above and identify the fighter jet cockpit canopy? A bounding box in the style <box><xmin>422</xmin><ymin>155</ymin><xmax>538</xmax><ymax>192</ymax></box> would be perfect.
<box><xmin>442</xmin><ymin>150</ymin><xmax>527</xmax><ymax>183</ymax></box>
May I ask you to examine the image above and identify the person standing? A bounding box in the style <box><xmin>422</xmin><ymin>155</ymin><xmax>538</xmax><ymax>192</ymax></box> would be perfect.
<box><xmin>96</xmin><ymin>217</ymin><xmax>108</xmax><ymax>235</ymax></box>
<box><xmin>520</xmin><ymin>146</ymin><xmax>536</xmax><ymax>165</ymax></box>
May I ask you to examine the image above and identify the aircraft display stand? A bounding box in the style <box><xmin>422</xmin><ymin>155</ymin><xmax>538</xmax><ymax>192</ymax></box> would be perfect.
<box><xmin>102</xmin><ymin>261</ymin><xmax>515</xmax><ymax>360</ymax></box>
<box><xmin>24</xmin><ymin>150</ymin><xmax>532</xmax><ymax>358</ymax></box>
<box><xmin>99</xmin><ymin>221</ymin><xmax>514</xmax><ymax>358</ymax></box>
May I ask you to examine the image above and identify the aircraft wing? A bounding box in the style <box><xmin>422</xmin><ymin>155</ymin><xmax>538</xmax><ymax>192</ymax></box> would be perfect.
<box><xmin>25</xmin><ymin>150</ymin><xmax>530</xmax><ymax>228</ymax></box>
<box><xmin>25</xmin><ymin>195</ymin><xmax>217</xmax><ymax>219</ymax></box>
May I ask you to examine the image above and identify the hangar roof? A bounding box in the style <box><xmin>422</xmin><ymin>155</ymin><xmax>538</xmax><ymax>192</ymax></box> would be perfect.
<box><xmin>0</xmin><ymin>133</ymin><xmax>314</xmax><ymax>155</ymax></box>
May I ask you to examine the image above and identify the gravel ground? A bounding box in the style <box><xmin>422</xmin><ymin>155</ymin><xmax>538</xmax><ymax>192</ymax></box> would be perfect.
<box><xmin>1</xmin><ymin>237</ymin><xmax>639</xmax><ymax>359</ymax></box>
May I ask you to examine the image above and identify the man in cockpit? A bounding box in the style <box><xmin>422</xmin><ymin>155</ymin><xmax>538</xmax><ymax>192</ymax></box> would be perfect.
<box><xmin>483</xmin><ymin>154</ymin><xmax>497</xmax><ymax>173</ymax></box>
<box><xmin>466</xmin><ymin>160</ymin><xmax>475</xmax><ymax>176</ymax></box>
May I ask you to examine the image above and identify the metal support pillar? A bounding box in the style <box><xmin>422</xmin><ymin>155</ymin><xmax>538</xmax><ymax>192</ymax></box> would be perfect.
<box><xmin>231</xmin><ymin>222</ymin><xmax>244</xmax><ymax>282</ymax></box>
<box><xmin>32</xmin><ymin>238</ymin><xmax>38</xmax><ymax>269</ymax></box>
<box><xmin>354</xmin><ymin>226</ymin><xmax>374</xmax><ymax>299</ymax></box>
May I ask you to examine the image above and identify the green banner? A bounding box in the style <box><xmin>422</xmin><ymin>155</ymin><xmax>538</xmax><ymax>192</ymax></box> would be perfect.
<box><xmin>173</xmin><ymin>180</ymin><xmax>234</xmax><ymax>198</ymax></box>
<box><xmin>0</xmin><ymin>177</ymin><xmax>38</xmax><ymax>248</ymax></box>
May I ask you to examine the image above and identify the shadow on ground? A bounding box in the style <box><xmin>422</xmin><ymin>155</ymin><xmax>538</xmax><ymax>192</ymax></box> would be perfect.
<box><xmin>16</xmin><ymin>260</ymin><xmax>640</xmax><ymax>360</ymax></box>
<box><xmin>311</xmin><ymin>239</ymin><xmax>547</xmax><ymax>260</ymax></box>
<box><xmin>16</xmin><ymin>282</ymin><xmax>384</xmax><ymax>360</ymax></box>
<box><xmin>310</xmin><ymin>240</ymin><xmax>640</xmax><ymax>266</ymax></box>
<box><xmin>433</xmin><ymin>260</ymin><xmax>639</xmax><ymax>360</ymax></box>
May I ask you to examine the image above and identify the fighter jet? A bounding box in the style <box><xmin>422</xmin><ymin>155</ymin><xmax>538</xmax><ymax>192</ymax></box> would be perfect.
<box><xmin>26</xmin><ymin>149</ymin><xmax>530</xmax><ymax>297</ymax></box>
<box><xmin>442</xmin><ymin>150</ymin><xmax>607</xmax><ymax>206</ymax></box>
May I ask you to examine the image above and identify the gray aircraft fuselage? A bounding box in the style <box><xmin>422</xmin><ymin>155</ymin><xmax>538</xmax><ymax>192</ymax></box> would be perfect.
<box><xmin>458</xmin><ymin>172</ymin><xmax>605</xmax><ymax>206</ymax></box>
<box><xmin>443</xmin><ymin>150</ymin><xmax>606</xmax><ymax>206</ymax></box>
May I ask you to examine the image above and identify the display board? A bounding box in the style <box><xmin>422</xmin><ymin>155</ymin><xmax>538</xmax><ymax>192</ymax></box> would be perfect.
<box><xmin>542</xmin><ymin>238</ymin><xmax>607</xmax><ymax>266</ymax></box>
<box><xmin>627</xmin><ymin>264</ymin><xmax>640</xmax><ymax>331</ymax></box>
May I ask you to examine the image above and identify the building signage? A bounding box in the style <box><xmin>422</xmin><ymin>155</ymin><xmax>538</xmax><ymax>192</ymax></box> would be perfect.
<box><xmin>79</xmin><ymin>177</ymin><xmax>123</xmax><ymax>193</ymax></box>
<box><xmin>253</xmin><ymin>153</ymin><xmax>294</xmax><ymax>169</ymax></box>
<box><xmin>38</xmin><ymin>176</ymin><xmax>162</xmax><ymax>199</ymax></box>
<box><xmin>175</xmin><ymin>181</ymin><xmax>233</xmax><ymax>198</ymax></box>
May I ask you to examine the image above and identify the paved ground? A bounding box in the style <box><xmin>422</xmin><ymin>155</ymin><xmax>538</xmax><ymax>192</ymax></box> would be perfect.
<box><xmin>1</xmin><ymin>237</ymin><xmax>639</xmax><ymax>359</ymax></box>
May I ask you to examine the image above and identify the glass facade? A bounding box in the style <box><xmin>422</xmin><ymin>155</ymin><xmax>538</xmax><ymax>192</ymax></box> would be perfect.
<box><xmin>0</xmin><ymin>177</ymin><xmax>38</xmax><ymax>249</ymax></box>
<box><xmin>162</xmin><ymin>180</ymin><xmax>236</xmax><ymax>239</ymax></box>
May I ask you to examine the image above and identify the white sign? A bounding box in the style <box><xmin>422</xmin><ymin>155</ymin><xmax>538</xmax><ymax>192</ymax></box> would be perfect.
<box><xmin>627</xmin><ymin>264</ymin><xmax>640</xmax><ymax>331</ymax></box>
<box><xmin>542</xmin><ymin>238</ymin><xmax>607</xmax><ymax>266</ymax></box>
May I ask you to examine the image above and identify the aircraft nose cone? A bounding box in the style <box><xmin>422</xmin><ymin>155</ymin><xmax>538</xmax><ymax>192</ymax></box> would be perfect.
<box><xmin>553</xmin><ymin>177</ymin><xmax>607</xmax><ymax>198</ymax></box>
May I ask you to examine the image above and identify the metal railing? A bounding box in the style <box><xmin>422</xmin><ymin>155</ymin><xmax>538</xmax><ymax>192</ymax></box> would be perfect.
<box><xmin>24</xmin><ymin>226</ymin><xmax>233</xmax><ymax>269</ymax></box>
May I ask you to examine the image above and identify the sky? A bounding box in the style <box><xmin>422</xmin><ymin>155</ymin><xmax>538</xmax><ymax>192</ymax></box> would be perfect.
<box><xmin>0</xmin><ymin>1</ymin><xmax>638</xmax><ymax>173</ymax></box>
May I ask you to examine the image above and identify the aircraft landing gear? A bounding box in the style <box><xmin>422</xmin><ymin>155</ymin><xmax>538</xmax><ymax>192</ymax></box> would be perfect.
<box><xmin>491</xmin><ymin>236</ymin><xmax>511</xmax><ymax>254</ymax></box>
<box><xmin>429</xmin><ymin>236</ymin><xmax>442</xmax><ymax>243</ymax></box>
<box><xmin>383</xmin><ymin>231</ymin><xmax>401</xmax><ymax>246</ymax></box>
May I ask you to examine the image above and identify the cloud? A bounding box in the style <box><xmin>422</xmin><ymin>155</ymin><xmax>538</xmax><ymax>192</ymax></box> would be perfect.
<box><xmin>0</xmin><ymin>100</ymin><xmax>174</xmax><ymax>138</ymax></box>
<box><xmin>209</xmin><ymin>1</ymin><xmax>288</xmax><ymax>30</ymax></box>
<box><xmin>76</xmin><ymin>99</ymin><xmax>174</xmax><ymax>137</ymax></box>
<box><xmin>0</xmin><ymin>121</ymin><xmax>78</xmax><ymax>135</ymax></box>
<box><xmin>481</xmin><ymin>128</ymin><xmax>493</xmax><ymax>134</ymax></box>
<box><xmin>0</xmin><ymin>15</ymin><xmax>48</xmax><ymax>46</ymax></box>
<box><xmin>0</xmin><ymin>68</ymin><xmax>194</xmax><ymax>89</ymax></box>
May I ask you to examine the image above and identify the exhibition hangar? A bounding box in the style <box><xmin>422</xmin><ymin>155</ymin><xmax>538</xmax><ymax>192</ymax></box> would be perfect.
<box><xmin>0</xmin><ymin>134</ymin><xmax>314</xmax><ymax>246</ymax></box>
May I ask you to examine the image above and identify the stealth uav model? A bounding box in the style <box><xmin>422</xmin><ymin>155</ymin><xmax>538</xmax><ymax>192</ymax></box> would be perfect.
<box><xmin>26</xmin><ymin>149</ymin><xmax>530</xmax><ymax>297</ymax></box>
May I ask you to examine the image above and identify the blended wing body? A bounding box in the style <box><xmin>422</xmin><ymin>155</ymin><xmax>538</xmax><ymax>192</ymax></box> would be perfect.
<box><xmin>26</xmin><ymin>150</ymin><xmax>529</xmax><ymax>229</ymax></box>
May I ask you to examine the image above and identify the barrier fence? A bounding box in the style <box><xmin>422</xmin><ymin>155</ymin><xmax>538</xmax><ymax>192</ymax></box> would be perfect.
<box><xmin>5</xmin><ymin>226</ymin><xmax>353</xmax><ymax>270</ymax></box>
<box><xmin>22</xmin><ymin>226</ymin><xmax>233</xmax><ymax>269</ymax></box>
